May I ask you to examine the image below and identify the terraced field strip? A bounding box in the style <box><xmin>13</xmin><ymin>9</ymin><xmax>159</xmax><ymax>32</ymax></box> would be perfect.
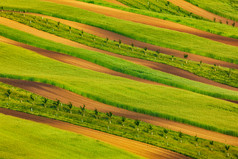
<box><xmin>0</xmin><ymin>37</ymin><xmax>168</xmax><ymax>87</ymax></box>
<box><xmin>1</xmin><ymin>17</ymin><xmax>238</xmax><ymax>94</ymax></box>
<box><xmin>1</xmin><ymin>78</ymin><xmax>238</xmax><ymax>147</ymax></box>
<box><xmin>42</xmin><ymin>0</ymin><xmax>238</xmax><ymax>47</ymax></box>
<box><xmin>1</xmin><ymin>16</ymin><xmax>237</xmax><ymax>70</ymax></box>
<box><xmin>1</xmin><ymin>36</ymin><xmax>238</xmax><ymax>94</ymax></box>
<box><xmin>0</xmin><ymin>108</ymin><xmax>190</xmax><ymax>159</ymax></box>
<box><xmin>166</xmin><ymin>0</ymin><xmax>238</xmax><ymax>26</ymax></box>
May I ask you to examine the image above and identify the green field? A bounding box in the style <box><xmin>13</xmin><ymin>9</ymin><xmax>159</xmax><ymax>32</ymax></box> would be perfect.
<box><xmin>0</xmin><ymin>113</ymin><xmax>142</xmax><ymax>159</ymax></box>
<box><xmin>1</xmin><ymin>0</ymin><xmax>238</xmax><ymax>64</ymax></box>
<box><xmin>2</xmin><ymin>11</ymin><xmax>238</xmax><ymax>88</ymax></box>
<box><xmin>1</xmin><ymin>24</ymin><xmax>238</xmax><ymax>101</ymax></box>
<box><xmin>75</xmin><ymin>0</ymin><xmax>238</xmax><ymax>40</ymax></box>
<box><xmin>185</xmin><ymin>0</ymin><xmax>238</xmax><ymax>21</ymax></box>
<box><xmin>1</xmin><ymin>42</ymin><xmax>238</xmax><ymax>136</ymax></box>
<box><xmin>1</xmin><ymin>82</ymin><xmax>238</xmax><ymax>159</ymax></box>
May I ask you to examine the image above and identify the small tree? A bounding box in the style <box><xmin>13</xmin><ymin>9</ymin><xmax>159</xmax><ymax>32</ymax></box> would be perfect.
<box><xmin>106</xmin><ymin>112</ymin><xmax>113</xmax><ymax>124</ymax></box>
<box><xmin>68</xmin><ymin>102</ymin><xmax>73</xmax><ymax>113</ymax></box>
<box><xmin>80</xmin><ymin>104</ymin><xmax>86</xmax><ymax>116</ymax></box>
<box><xmin>171</xmin><ymin>55</ymin><xmax>174</xmax><ymax>61</ymax></box>
<box><xmin>232</xmin><ymin>22</ymin><xmax>235</xmax><ymax>27</ymax></box>
<box><xmin>5</xmin><ymin>89</ymin><xmax>12</xmax><ymax>102</ymax></box>
<box><xmin>199</xmin><ymin>60</ymin><xmax>203</xmax><ymax>67</ymax></box>
<box><xmin>225</xmin><ymin>145</ymin><xmax>230</xmax><ymax>157</ymax></box>
<box><xmin>94</xmin><ymin>109</ymin><xmax>99</xmax><ymax>119</ymax></box>
<box><xmin>213</xmin><ymin>18</ymin><xmax>216</xmax><ymax>22</ymax></box>
<box><xmin>121</xmin><ymin>116</ymin><xmax>126</xmax><ymax>126</ymax></box>
<box><xmin>57</xmin><ymin>21</ymin><xmax>60</xmax><ymax>29</ymax></box>
<box><xmin>69</xmin><ymin>26</ymin><xmax>72</xmax><ymax>33</ymax></box>
<box><xmin>228</xmin><ymin>68</ymin><xmax>232</xmax><ymax>78</ymax></box>
<box><xmin>30</xmin><ymin>94</ymin><xmax>35</xmax><ymax>106</ymax></box>
<box><xmin>184</xmin><ymin>54</ymin><xmax>188</xmax><ymax>64</ymax></box>
<box><xmin>54</xmin><ymin>99</ymin><xmax>61</xmax><ymax>111</ymax></box>
<box><xmin>134</xmin><ymin>119</ymin><xmax>140</xmax><ymax>131</ymax></box>
<box><xmin>42</xmin><ymin>97</ymin><xmax>48</xmax><ymax>108</ymax></box>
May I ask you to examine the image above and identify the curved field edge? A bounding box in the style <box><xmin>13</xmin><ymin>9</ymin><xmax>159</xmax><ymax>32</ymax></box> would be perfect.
<box><xmin>1</xmin><ymin>11</ymin><xmax>238</xmax><ymax>88</ymax></box>
<box><xmin>1</xmin><ymin>42</ymin><xmax>238</xmax><ymax>137</ymax></box>
<box><xmin>1</xmin><ymin>25</ymin><xmax>238</xmax><ymax>102</ymax></box>
<box><xmin>1</xmin><ymin>0</ymin><xmax>238</xmax><ymax>64</ymax></box>
<box><xmin>1</xmin><ymin>82</ymin><xmax>238</xmax><ymax>158</ymax></box>
<box><xmin>0</xmin><ymin>113</ymin><xmax>142</xmax><ymax>159</ymax></box>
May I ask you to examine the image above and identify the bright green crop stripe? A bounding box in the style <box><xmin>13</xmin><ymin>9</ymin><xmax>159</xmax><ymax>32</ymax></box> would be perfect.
<box><xmin>0</xmin><ymin>42</ymin><xmax>238</xmax><ymax>136</ymax></box>
<box><xmin>0</xmin><ymin>113</ymin><xmax>142</xmax><ymax>159</ymax></box>
<box><xmin>0</xmin><ymin>24</ymin><xmax>238</xmax><ymax>102</ymax></box>
<box><xmin>185</xmin><ymin>0</ymin><xmax>238</xmax><ymax>21</ymax></box>
<box><xmin>0</xmin><ymin>0</ymin><xmax>238</xmax><ymax>64</ymax></box>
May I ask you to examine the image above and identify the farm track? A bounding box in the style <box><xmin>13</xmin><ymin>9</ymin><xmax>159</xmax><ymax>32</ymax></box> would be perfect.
<box><xmin>0</xmin><ymin>36</ymin><xmax>168</xmax><ymax>87</ymax></box>
<box><xmin>1</xmin><ymin>17</ymin><xmax>238</xmax><ymax>93</ymax></box>
<box><xmin>42</xmin><ymin>0</ymin><xmax>238</xmax><ymax>48</ymax></box>
<box><xmin>0</xmin><ymin>108</ymin><xmax>190</xmax><ymax>159</ymax></box>
<box><xmin>0</xmin><ymin>78</ymin><xmax>238</xmax><ymax>147</ymax></box>
<box><xmin>166</xmin><ymin>0</ymin><xmax>238</xmax><ymax>26</ymax></box>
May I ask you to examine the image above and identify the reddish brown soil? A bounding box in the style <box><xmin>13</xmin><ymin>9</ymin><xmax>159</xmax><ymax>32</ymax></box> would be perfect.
<box><xmin>167</xmin><ymin>0</ymin><xmax>238</xmax><ymax>26</ymax></box>
<box><xmin>0</xmin><ymin>78</ymin><xmax>237</xmax><ymax>146</ymax></box>
<box><xmin>0</xmin><ymin>108</ymin><xmax>190</xmax><ymax>159</ymax></box>
<box><xmin>43</xmin><ymin>0</ymin><xmax>238</xmax><ymax>47</ymax></box>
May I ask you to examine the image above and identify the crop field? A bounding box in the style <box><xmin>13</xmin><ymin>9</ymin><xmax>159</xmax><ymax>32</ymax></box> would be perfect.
<box><xmin>1</xmin><ymin>0</ymin><xmax>238</xmax><ymax>64</ymax></box>
<box><xmin>1</xmin><ymin>82</ymin><xmax>238</xmax><ymax>158</ymax></box>
<box><xmin>0</xmin><ymin>0</ymin><xmax>238</xmax><ymax>158</ymax></box>
<box><xmin>0</xmin><ymin>113</ymin><xmax>142</xmax><ymax>159</ymax></box>
<box><xmin>1</xmin><ymin>11</ymin><xmax>238</xmax><ymax>88</ymax></box>
<box><xmin>185</xmin><ymin>0</ymin><xmax>238</xmax><ymax>21</ymax></box>
<box><xmin>1</xmin><ymin>42</ymin><xmax>238</xmax><ymax>136</ymax></box>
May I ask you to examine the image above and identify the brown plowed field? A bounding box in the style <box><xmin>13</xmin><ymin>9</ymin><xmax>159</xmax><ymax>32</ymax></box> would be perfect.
<box><xmin>0</xmin><ymin>108</ymin><xmax>190</xmax><ymax>159</ymax></box>
<box><xmin>0</xmin><ymin>78</ymin><xmax>237</xmax><ymax>146</ymax></box>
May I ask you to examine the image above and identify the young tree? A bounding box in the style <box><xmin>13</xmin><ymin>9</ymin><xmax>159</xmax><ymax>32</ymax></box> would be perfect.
<box><xmin>94</xmin><ymin>109</ymin><xmax>99</xmax><ymax>119</ymax></box>
<box><xmin>68</xmin><ymin>102</ymin><xmax>73</xmax><ymax>113</ymax></box>
<box><xmin>225</xmin><ymin>145</ymin><xmax>230</xmax><ymax>157</ymax></box>
<box><xmin>184</xmin><ymin>54</ymin><xmax>188</xmax><ymax>64</ymax></box>
<box><xmin>80</xmin><ymin>104</ymin><xmax>86</xmax><ymax>116</ymax></box>
<box><xmin>54</xmin><ymin>99</ymin><xmax>61</xmax><ymax>111</ymax></box>
<box><xmin>42</xmin><ymin>97</ymin><xmax>48</xmax><ymax>108</ymax></box>
<box><xmin>106</xmin><ymin>112</ymin><xmax>113</xmax><ymax>124</ymax></box>
<box><xmin>5</xmin><ymin>89</ymin><xmax>12</xmax><ymax>102</ymax></box>
<box><xmin>134</xmin><ymin>119</ymin><xmax>140</xmax><ymax>131</ymax></box>
<box><xmin>30</xmin><ymin>94</ymin><xmax>35</xmax><ymax>106</ymax></box>
<box><xmin>121</xmin><ymin>116</ymin><xmax>126</xmax><ymax>126</ymax></box>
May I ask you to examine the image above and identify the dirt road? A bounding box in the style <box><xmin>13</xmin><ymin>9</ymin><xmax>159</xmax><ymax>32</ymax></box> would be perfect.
<box><xmin>0</xmin><ymin>108</ymin><xmax>190</xmax><ymax>159</ymax></box>
<box><xmin>0</xmin><ymin>78</ymin><xmax>237</xmax><ymax>146</ymax></box>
